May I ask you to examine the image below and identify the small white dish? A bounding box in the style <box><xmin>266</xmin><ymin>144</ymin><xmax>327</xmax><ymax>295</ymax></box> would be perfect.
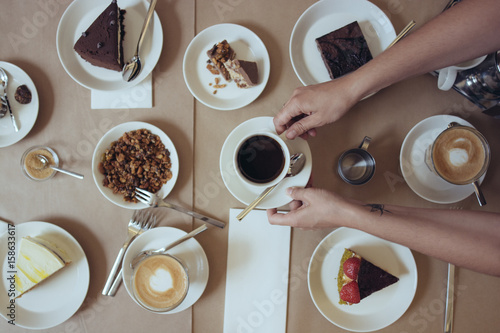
<box><xmin>0</xmin><ymin>221</ymin><xmax>89</xmax><ymax>329</ymax></box>
<box><xmin>122</xmin><ymin>227</ymin><xmax>209</xmax><ymax>314</ymax></box>
<box><xmin>220</xmin><ymin>116</ymin><xmax>312</xmax><ymax>208</ymax></box>
<box><xmin>57</xmin><ymin>0</ymin><xmax>163</xmax><ymax>91</ymax></box>
<box><xmin>0</xmin><ymin>61</ymin><xmax>39</xmax><ymax>148</ymax></box>
<box><xmin>183</xmin><ymin>23</ymin><xmax>270</xmax><ymax>110</ymax></box>
<box><xmin>399</xmin><ymin>115</ymin><xmax>485</xmax><ymax>204</ymax></box>
<box><xmin>290</xmin><ymin>0</ymin><xmax>396</xmax><ymax>86</ymax></box>
<box><xmin>92</xmin><ymin>121</ymin><xmax>179</xmax><ymax>209</ymax></box>
<box><xmin>308</xmin><ymin>227</ymin><xmax>417</xmax><ymax>332</ymax></box>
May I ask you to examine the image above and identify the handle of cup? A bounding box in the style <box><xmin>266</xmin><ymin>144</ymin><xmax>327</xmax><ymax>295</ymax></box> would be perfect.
<box><xmin>359</xmin><ymin>136</ymin><xmax>371</xmax><ymax>151</ymax></box>
<box><xmin>472</xmin><ymin>180</ymin><xmax>487</xmax><ymax>206</ymax></box>
<box><xmin>438</xmin><ymin>67</ymin><xmax>458</xmax><ymax>91</ymax></box>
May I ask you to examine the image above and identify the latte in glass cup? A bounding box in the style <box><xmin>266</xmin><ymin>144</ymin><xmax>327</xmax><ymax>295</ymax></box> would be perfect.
<box><xmin>132</xmin><ymin>254</ymin><xmax>189</xmax><ymax>312</ymax></box>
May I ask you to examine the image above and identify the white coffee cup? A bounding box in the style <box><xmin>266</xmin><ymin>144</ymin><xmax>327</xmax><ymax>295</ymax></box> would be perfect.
<box><xmin>437</xmin><ymin>55</ymin><xmax>487</xmax><ymax>91</ymax></box>
<box><xmin>234</xmin><ymin>131</ymin><xmax>291</xmax><ymax>188</ymax></box>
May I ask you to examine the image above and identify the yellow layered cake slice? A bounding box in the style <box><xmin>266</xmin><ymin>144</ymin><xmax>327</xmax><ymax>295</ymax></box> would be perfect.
<box><xmin>15</xmin><ymin>236</ymin><xmax>71</xmax><ymax>298</ymax></box>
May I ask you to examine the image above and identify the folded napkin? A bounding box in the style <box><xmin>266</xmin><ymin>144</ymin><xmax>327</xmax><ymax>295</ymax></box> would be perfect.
<box><xmin>224</xmin><ymin>209</ymin><xmax>291</xmax><ymax>333</ymax></box>
<box><xmin>91</xmin><ymin>74</ymin><xmax>153</xmax><ymax>109</ymax></box>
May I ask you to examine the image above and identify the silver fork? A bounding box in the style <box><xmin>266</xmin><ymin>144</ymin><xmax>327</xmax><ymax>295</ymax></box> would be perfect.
<box><xmin>134</xmin><ymin>188</ymin><xmax>226</xmax><ymax>229</ymax></box>
<box><xmin>102</xmin><ymin>210</ymin><xmax>157</xmax><ymax>296</ymax></box>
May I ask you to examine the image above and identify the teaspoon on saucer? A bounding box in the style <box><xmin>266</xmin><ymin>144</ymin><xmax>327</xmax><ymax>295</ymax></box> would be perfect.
<box><xmin>0</xmin><ymin>67</ymin><xmax>19</xmax><ymax>131</ymax></box>
<box><xmin>130</xmin><ymin>224</ymin><xmax>208</xmax><ymax>269</ymax></box>
<box><xmin>36</xmin><ymin>154</ymin><xmax>84</xmax><ymax>180</ymax></box>
<box><xmin>236</xmin><ymin>153</ymin><xmax>306</xmax><ymax>221</ymax></box>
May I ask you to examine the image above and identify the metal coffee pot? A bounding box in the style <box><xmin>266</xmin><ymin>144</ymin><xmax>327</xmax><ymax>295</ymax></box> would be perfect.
<box><xmin>464</xmin><ymin>51</ymin><xmax>500</xmax><ymax>96</ymax></box>
<box><xmin>452</xmin><ymin>51</ymin><xmax>500</xmax><ymax>112</ymax></box>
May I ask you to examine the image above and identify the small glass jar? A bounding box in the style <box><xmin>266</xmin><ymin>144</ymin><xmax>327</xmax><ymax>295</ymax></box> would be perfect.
<box><xmin>21</xmin><ymin>146</ymin><xmax>60</xmax><ymax>181</ymax></box>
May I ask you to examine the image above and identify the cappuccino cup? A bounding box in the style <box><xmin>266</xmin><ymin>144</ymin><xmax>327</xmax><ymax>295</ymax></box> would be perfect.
<box><xmin>131</xmin><ymin>254</ymin><xmax>189</xmax><ymax>313</ymax></box>
<box><xmin>425</xmin><ymin>122</ymin><xmax>490</xmax><ymax>206</ymax></box>
<box><xmin>437</xmin><ymin>55</ymin><xmax>487</xmax><ymax>91</ymax></box>
<box><xmin>234</xmin><ymin>132</ymin><xmax>291</xmax><ymax>188</ymax></box>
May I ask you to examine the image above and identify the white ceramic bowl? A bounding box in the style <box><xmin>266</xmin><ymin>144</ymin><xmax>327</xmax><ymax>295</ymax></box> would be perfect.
<box><xmin>92</xmin><ymin>121</ymin><xmax>179</xmax><ymax>209</ymax></box>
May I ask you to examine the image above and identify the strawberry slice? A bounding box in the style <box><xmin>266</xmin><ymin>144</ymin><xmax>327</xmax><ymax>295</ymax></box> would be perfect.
<box><xmin>343</xmin><ymin>257</ymin><xmax>361</xmax><ymax>280</ymax></box>
<box><xmin>340</xmin><ymin>281</ymin><xmax>360</xmax><ymax>304</ymax></box>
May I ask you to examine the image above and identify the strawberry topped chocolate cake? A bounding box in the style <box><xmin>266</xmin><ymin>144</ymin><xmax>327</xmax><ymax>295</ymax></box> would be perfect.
<box><xmin>338</xmin><ymin>249</ymin><xmax>399</xmax><ymax>305</ymax></box>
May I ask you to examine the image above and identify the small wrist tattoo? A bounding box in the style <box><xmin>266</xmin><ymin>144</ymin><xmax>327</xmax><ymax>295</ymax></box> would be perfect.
<box><xmin>364</xmin><ymin>204</ymin><xmax>392</xmax><ymax>216</ymax></box>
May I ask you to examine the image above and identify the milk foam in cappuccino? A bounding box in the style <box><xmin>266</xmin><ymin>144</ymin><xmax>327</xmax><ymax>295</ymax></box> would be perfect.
<box><xmin>133</xmin><ymin>254</ymin><xmax>188</xmax><ymax>311</ymax></box>
<box><xmin>432</xmin><ymin>127</ymin><xmax>487</xmax><ymax>184</ymax></box>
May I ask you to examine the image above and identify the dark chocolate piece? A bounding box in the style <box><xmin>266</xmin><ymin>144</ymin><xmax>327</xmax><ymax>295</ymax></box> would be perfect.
<box><xmin>14</xmin><ymin>85</ymin><xmax>32</xmax><ymax>104</ymax></box>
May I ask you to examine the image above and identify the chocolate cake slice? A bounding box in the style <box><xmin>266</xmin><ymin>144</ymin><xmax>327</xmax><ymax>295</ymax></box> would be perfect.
<box><xmin>316</xmin><ymin>21</ymin><xmax>373</xmax><ymax>79</ymax></box>
<box><xmin>224</xmin><ymin>59</ymin><xmax>259</xmax><ymax>88</ymax></box>
<box><xmin>337</xmin><ymin>249</ymin><xmax>399</xmax><ymax>305</ymax></box>
<box><xmin>207</xmin><ymin>40</ymin><xmax>235</xmax><ymax>81</ymax></box>
<box><xmin>74</xmin><ymin>0</ymin><xmax>126</xmax><ymax>71</ymax></box>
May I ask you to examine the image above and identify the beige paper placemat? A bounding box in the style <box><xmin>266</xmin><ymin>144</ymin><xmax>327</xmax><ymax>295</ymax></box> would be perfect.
<box><xmin>91</xmin><ymin>74</ymin><xmax>152</xmax><ymax>109</ymax></box>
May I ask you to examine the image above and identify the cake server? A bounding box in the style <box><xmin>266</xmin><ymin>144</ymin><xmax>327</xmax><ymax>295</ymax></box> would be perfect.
<box><xmin>122</xmin><ymin>0</ymin><xmax>158</xmax><ymax>82</ymax></box>
<box><xmin>0</xmin><ymin>67</ymin><xmax>19</xmax><ymax>132</ymax></box>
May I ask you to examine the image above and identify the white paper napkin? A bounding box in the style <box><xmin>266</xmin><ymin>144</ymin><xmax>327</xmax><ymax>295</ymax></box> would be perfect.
<box><xmin>224</xmin><ymin>209</ymin><xmax>291</xmax><ymax>333</ymax></box>
<box><xmin>90</xmin><ymin>74</ymin><xmax>153</xmax><ymax>109</ymax></box>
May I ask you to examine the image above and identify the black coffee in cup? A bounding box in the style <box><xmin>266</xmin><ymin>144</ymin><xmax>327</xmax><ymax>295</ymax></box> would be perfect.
<box><xmin>237</xmin><ymin>135</ymin><xmax>285</xmax><ymax>184</ymax></box>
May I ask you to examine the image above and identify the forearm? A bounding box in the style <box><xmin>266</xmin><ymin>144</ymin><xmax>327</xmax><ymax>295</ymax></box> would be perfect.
<box><xmin>347</xmin><ymin>203</ymin><xmax>500</xmax><ymax>276</ymax></box>
<box><xmin>350</xmin><ymin>0</ymin><xmax>500</xmax><ymax>99</ymax></box>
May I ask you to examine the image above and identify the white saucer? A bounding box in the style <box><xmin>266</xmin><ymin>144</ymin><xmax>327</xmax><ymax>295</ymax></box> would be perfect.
<box><xmin>399</xmin><ymin>115</ymin><xmax>485</xmax><ymax>204</ymax></box>
<box><xmin>290</xmin><ymin>0</ymin><xmax>396</xmax><ymax>86</ymax></box>
<box><xmin>0</xmin><ymin>222</ymin><xmax>89</xmax><ymax>329</ymax></box>
<box><xmin>92</xmin><ymin>121</ymin><xmax>179</xmax><ymax>209</ymax></box>
<box><xmin>308</xmin><ymin>227</ymin><xmax>417</xmax><ymax>332</ymax></box>
<box><xmin>183</xmin><ymin>23</ymin><xmax>270</xmax><ymax>110</ymax></box>
<box><xmin>220</xmin><ymin>117</ymin><xmax>312</xmax><ymax>208</ymax></box>
<box><xmin>122</xmin><ymin>227</ymin><xmax>209</xmax><ymax>314</ymax></box>
<box><xmin>0</xmin><ymin>61</ymin><xmax>39</xmax><ymax>148</ymax></box>
<box><xmin>57</xmin><ymin>0</ymin><xmax>163</xmax><ymax>91</ymax></box>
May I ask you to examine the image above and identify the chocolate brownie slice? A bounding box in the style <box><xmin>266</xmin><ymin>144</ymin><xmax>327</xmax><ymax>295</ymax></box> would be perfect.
<box><xmin>316</xmin><ymin>21</ymin><xmax>373</xmax><ymax>79</ymax></box>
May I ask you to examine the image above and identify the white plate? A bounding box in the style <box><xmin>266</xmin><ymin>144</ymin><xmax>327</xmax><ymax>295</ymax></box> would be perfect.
<box><xmin>57</xmin><ymin>0</ymin><xmax>163</xmax><ymax>91</ymax></box>
<box><xmin>308</xmin><ymin>227</ymin><xmax>417</xmax><ymax>332</ymax></box>
<box><xmin>92</xmin><ymin>121</ymin><xmax>179</xmax><ymax>209</ymax></box>
<box><xmin>122</xmin><ymin>227</ymin><xmax>209</xmax><ymax>313</ymax></box>
<box><xmin>220</xmin><ymin>117</ymin><xmax>312</xmax><ymax>208</ymax></box>
<box><xmin>0</xmin><ymin>222</ymin><xmax>89</xmax><ymax>329</ymax></box>
<box><xmin>0</xmin><ymin>61</ymin><xmax>39</xmax><ymax>147</ymax></box>
<box><xmin>183</xmin><ymin>23</ymin><xmax>270</xmax><ymax>110</ymax></box>
<box><xmin>290</xmin><ymin>0</ymin><xmax>396</xmax><ymax>86</ymax></box>
<box><xmin>399</xmin><ymin>115</ymin><xmax>485</xmax><ymax>204</ymax></box>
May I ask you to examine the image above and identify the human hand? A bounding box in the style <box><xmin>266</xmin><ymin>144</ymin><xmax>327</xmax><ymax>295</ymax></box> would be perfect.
<box><xmin>273</xmin><ymin>77</ymin><xmax>359</xmax><ymax>140</ymax></box>
<box><xmin>267</xmin><ymin>187</ymin><xmax>356</xmax><ymax>229</ymax></box>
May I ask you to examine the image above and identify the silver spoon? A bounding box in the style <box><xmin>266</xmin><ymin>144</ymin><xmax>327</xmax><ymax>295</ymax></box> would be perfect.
<box><xmin>36</xmin><ymin>154</ymin><xmax>84</xmax><ymax>180</ymax></box>
<box><xmin>0</xmin><ymin>103</ymin><xmax>7</xmax><ymax>119</ymax></box>
<box><xmin>122</xmin><ymin>0</ymin><xmax>158</xmax><ymax>82</ymax></box>
<box><xmin>236</xmin><ymin>153</ymin><xmax>306</xmax><ymax>221</ymax></box>
<box><xmin>0</xmin><ymin>67</ymin><xmax>19</xmax><ymax>131</ymax></box>
<box><xmin>131</xmin><ymin>224</ymin><xmax>208</xmax><ymax>269</ymax></box>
